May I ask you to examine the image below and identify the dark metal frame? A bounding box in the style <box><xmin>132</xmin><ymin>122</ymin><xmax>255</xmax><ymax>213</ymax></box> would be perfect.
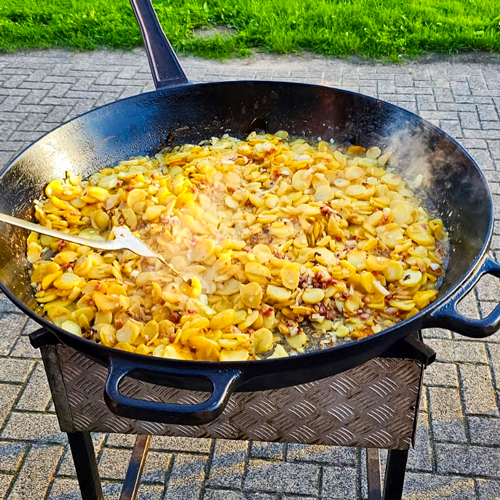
<box><xmin>65</xmin><ymin>432</ymin><xmax>409</xmax><ymax>500</ymax></box>
<box><xmin>35</xmin><ymin>329</ymin><xmax>431</xmax><ymax>500</ymax></box>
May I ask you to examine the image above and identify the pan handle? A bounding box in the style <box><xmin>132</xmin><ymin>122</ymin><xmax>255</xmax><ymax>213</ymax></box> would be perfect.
<box><xmin>425</xmin><ymin>256</ymin><xmax>500</xmax><ymax>338</ymax></box>
<box><xmin>130</xmin><ymin>0</ymin><xmax>189</xmax><ymax>89</ymax></box>
<box><xmin>104</xmin><ymin>358</ymin><xmax>241</xmax><ymax>424</ymax></box>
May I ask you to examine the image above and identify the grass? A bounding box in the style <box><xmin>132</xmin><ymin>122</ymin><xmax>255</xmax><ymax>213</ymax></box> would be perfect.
<box><xmin>0</xmin><ymin>0</ymin><xmax>499</xmax><ymax>60</ymax></box>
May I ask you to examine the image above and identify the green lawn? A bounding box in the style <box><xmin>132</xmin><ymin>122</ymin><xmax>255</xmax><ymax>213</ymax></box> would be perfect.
<box><xmin>1</xmin><ymin>0</ymin><xmax>499</xmax><ymax>60</ymax></box>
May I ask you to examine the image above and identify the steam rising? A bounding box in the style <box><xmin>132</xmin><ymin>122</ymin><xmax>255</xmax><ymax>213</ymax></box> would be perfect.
<box><xmin>378</xmin><ymin>123</ymin><xmax>491</xmax><ymax>290</ymax></box>
<box><xmin>381</xmin><ymin>127</ymin><xmax>444</xmax><ymax>194</ymax></box>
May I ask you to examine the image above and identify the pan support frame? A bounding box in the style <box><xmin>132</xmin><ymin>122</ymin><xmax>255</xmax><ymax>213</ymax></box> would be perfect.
<box><xmin>36</xmin><ymin>329</ymin><xmax>432</xmax><ymax>500</ymax></box>
<box><xmin>64</xmin><ymin>431</ymin><xmax>408</xmax><ymax>500</ymax></box>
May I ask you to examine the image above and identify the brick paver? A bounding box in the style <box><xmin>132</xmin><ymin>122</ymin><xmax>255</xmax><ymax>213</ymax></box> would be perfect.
<box><xmin>0</xmin><ymin>49</ymin><xmax>499</xmax><ymax>499</ymax></box>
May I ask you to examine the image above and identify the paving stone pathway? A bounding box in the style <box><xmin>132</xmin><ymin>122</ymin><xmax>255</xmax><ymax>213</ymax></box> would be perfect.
<box><xmin>0</xmin><ymin>48</ymin><xmax>499</xmax><ymax>500</ymax></box>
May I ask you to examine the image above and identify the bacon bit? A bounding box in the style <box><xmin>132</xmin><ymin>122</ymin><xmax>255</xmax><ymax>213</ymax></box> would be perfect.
<box><xmin>94</xmin><ymin>283</ymin><xmax>102</xmax><ymax>290</ymax></box>
<box><xmin>58</xmin><ymin>240</ymin><xmax>66</xmax><ymax>251</ymax></box>
<box><xmin>274</xmin><ymin>252</ymin><xmax>285</xmax><ymax>259</ymax></box>
<box><xmin>116</xmin><ymin>320</ymin><xmax>124</xmax><ymax>328</ymax></box>
<box><xmin>327</xmin><ymin>278</ymin><xmax>338</xmax><ymax>286</ymax></box>
<box><xmin>171</xmin><ymin>312</ymin><xmax>181</xmax><ymax>323</ymax></box>
<box><xmin>187</xmin><ymin>309</ymin><xmax>197</xmax><ymax>314</ymax></box>
<box><xmin>169</xmin><ymin>334</ymin><xmax>176</xmax><ymax>343</ymax></box>
<box><xmin>126</xmin><ymin>185</ymin><xmax>134</xmax><ymax>192</ymax></box>
<box><xmin>342</xmin><ymin>292</ymin><xmax>350</xmax><ymax>299</ymax></box>
<box><xmin>262</xmin><ymin>307</ymin><xmax>274</xmax><ymax>317</ymax></box>
<box><xmin>325</xmin><ymin>311</ymin><xmax>333</xmax><ymax>319</ymax></box>
<box><xmin>335</xmin><ymin>235</ymin><xmax>343</xmax><ymax>242</ymax></box>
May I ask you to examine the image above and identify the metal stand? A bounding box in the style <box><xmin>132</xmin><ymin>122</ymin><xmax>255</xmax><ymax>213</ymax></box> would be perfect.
<box><xmin>119</xmin><ymin>435</ymin><xmax>151</xmax><ymax>500</ymax></box>
<box><xmin>32</xmin><ymin>328</ymin><xmax>432</xmax><ymax>500</ymax></box>
<box><xmin>66</xmin><ymin>434</ymin><xmax>409</xmax><ymax>500</ymax></box>
<box><xmin>67</xmin><ymin>431</ymin><xmax>151</xmax><ymax>500</ymax></box>
<box><xmin>384</xmin><ymin>449</ymin><xmax>410</xmax><ymax>500</ymax></box>
<box><xmin>367</xmin><ymin>449</ymin><xmax>383</xmax><ymax>500</ymax></box>
<box><xmin>67</xmin><ymin>432</ymin><xmax>104</xmax><ymax>500</ymax></box>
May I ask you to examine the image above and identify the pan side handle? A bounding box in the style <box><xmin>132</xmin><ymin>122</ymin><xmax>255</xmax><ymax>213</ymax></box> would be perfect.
<box><xmin>130</xmin><ymin>0</ymin><xmax>189</xmax><ymax>89</ymax></box>
<box><xmin>424</xmin><ymin>256</ymin><xmax>500</xmax><ymax>338</ymax></box>
<box><xmin>104</xmin><ymin>358</ymin><xmax>241</xmax><ymax>425</ymax></box>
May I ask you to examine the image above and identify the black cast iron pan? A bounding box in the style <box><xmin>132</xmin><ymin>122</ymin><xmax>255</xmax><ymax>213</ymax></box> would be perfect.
<box><xmin>0</xmin><ymin>0</ymin><xmax>499</xmax><ymax>425</ymax></box>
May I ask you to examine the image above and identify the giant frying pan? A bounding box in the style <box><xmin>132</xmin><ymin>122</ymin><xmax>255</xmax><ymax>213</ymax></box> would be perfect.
<box><xmin>0</xmin><ymin>0</ymin><xmax>499</xmax><ymax>425</ymax></box>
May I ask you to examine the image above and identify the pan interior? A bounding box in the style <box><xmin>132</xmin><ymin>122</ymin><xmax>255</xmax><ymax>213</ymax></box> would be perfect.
<box><xmin>0</xmin><ymin>81</ymin><xmax>491</xmax><ymax>335</ymax></box>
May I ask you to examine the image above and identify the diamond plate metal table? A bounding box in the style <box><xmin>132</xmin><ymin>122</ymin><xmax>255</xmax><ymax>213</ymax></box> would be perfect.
<box><xmin>31</xmin><ymin>329</ymin><xmax>434</xmax><ymax>500</ymax></box>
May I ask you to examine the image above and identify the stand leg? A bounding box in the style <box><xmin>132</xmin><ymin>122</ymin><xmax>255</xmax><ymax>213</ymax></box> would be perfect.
<box><xmin>119</xmin><ymin>435</ymin><xmax>151</xmax><ymax>500</ymax></box>
<box><xmin>366</xmin><ymin>448</ymin><xmax>382</xmax><ymax>500</ymax></box>
<box><xmin>383</xmin><ymin>449</ymin><xmax>408</xmax><ymax>500</ymax></box>
<box><xmin>67</xmin><ymin>432</ymin><xmax>104</xmax><ymax>500</ymax></box>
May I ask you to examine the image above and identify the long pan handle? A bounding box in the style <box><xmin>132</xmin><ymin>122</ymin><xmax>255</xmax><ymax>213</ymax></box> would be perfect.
<box><xmin>130</xmin><ymin>0</ymin><xmax>189</xmax><ymax>89</ymax></box>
